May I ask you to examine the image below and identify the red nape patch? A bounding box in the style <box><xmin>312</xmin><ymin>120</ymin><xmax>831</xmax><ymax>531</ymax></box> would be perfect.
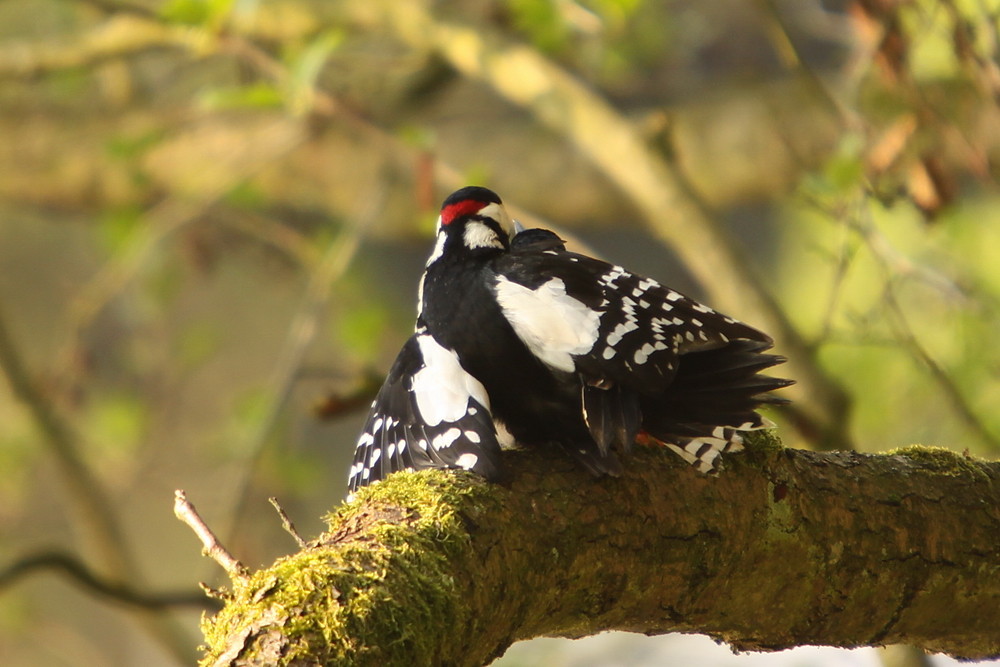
<box><xmin>441</xmin><ymin>199</ymin><xmax>487</xmax><ymax>225</ymax></box>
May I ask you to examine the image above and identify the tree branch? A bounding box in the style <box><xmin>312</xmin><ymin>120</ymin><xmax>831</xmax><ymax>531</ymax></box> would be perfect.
<box><xmin>0</xmin><ymin>551</ymin><xmax>218</xmax><ymax>611</ymax></box>
<box><xmin>196</xmin><ymin>436</ymin><xmax>1000</xmax><ymax>666</ymax></box>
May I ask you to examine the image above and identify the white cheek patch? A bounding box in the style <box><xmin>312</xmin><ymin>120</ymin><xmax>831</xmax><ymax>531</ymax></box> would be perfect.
<box><xmin>410</xmin><ymin>334</ymin><xmax>491</xmax><ymax>426</ymax></box>
<box><xmin>463</xmin><ymin>221</ymin><xmax>505</xmax><ymax>250</ymax></box>
<box><xmin>495</xmin><ymin>276</ymin><xmax>601</xmax><ymax>373</ymax></box>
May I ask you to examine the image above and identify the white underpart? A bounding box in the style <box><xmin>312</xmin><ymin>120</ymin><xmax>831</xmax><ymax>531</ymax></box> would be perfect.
<box><xmin>495</xmin><ymin>276</ymin><xmax>601</xmax><ymax>373</ymax></box>
<box><xmin>463</xmin><ymin>220</ymin><xmax>505</xmax><ymax>250</ymax></box>
<box><xmin>410</xmin><ymin>334</ymin><xmax>491</xmax><ymax>426</ymax></box>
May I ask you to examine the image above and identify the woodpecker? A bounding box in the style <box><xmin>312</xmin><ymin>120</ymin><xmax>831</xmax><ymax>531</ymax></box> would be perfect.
<box><xmin>347</xmin><ymin>186</ymin><xmax>791</xmax><ymax>497</ymax></box>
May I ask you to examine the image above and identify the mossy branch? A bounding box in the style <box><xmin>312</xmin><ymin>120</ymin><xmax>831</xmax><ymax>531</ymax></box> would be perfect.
<box><xmin>199</xmin><ymin>437</ymin><xmax>1000</xmax><ymax>666</ymax></box>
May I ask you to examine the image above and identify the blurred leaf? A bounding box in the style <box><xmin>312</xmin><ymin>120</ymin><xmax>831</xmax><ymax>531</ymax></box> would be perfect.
<box><xmin>225</xmin><ymin>182</ymin><xmax>268</xmax><ymax>209</ymax></box>
<box><xmin>85</xmin><ymin>393</ymin><xmax>147</xmax><ymax>467</ymax></box>
<box><xmin>398</xmin><ymin>125</ymin><xmax>435</xmax><ymax>150</ymax></box>
<box><xmin>509</xmin><ymin>0</ymin><xmax>573</xmax><ymax>53</ymax></box>
<box><xmin>335</xmin><ymin>304</ymin><xmax>388</xmax><ymax>363</ymax></box>
<box><xmin>106</xmin><ymin>129</ymin><xmax>167</xmax><ymax>162</ymax></box>
<box><xmin>286</xmin><ymin>30</ymin><xmax>344</xmax><ymax>114</ymax></box>
<box><xmin>97</xmin><ymin>205</ymin><xmax>145</xmax><ymax>255</ymax></box>
<box><xmin>159</xmin><ymin>0</ymin><xmax>234</xmax><ymax>26</ymax></box>
<box><xmin>199</xmin><ymin>82</ymin><xmax>285</xmax><ymax>111</ymax></box>
<box><xmin>820</xmin><ymin>133</ymin><xmax>867</xmax><ymax>196</ymax></box>
<box><xmin>214</xmin><ymin>388</ymin><xmax>270</xmax><ymax>457</ymax></box>
<box><xmin>177</xmin><ymin>321</ymin><xmax>221</xmax><ymax>368</ymax></box>
<box><xmin>268</xmin><ymin>449</ymin><xmax>324</xmax><ymax>493</ymax></box>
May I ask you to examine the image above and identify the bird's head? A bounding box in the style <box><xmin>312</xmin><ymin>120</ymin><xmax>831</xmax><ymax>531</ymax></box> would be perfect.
<box><xmin>429</xmin><ymin>186</ymin><xmax>515</xmax><ymax>263</ymax></box>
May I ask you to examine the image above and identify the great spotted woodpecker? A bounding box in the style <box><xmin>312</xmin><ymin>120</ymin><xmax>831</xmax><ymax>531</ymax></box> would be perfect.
<box><xmin>346</xmin><ymin>186</ymin><xmax>791</xmax><ymax>496</ymax></box>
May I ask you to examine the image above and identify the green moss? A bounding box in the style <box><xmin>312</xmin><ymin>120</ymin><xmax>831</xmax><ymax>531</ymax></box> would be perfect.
<box><xmin>887</xmin><ymin>445</ymin><xmax>989</xmax><ymax>478</ymax></box>
<box><xmin>741</xmin><ymin>429</ymin><xmax>785</xmax><ymax>455</ymax></box>
<box><xmin>201</xmin><ymin>470</ymin><xmax>504</xmax><ymax>665</ymax></box>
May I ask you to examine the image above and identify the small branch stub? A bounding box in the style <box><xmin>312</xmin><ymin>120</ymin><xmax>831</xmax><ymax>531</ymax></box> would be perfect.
<box><xmin>174</xmin><ymin>490</ymin><xmax>249</xmax><ymax>582</ymax></box>
<box><xmin>268</xmin><ymin>496</ymin><xmax>309</xmax><ymax>549</ymax></box>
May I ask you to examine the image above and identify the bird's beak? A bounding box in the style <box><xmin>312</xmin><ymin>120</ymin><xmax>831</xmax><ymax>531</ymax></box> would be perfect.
<box><xmin>513</xmin><ymin>219</ymin><xmax>526</xmax><ymax>235</ymax></box>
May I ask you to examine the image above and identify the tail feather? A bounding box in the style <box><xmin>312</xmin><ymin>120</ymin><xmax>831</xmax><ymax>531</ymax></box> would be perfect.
<box><xmin>639</xmin><ymin>337</ymin><xmax>793</xmax><ymax>472</ymax></box>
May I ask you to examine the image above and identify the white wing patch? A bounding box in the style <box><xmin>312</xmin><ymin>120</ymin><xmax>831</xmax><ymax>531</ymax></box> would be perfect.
<box><xmin>411</xmin><ymin>334</ymin><xmax>491</xmax><ymax>425</ymax></box>
<box><xmin>495</xmin><ymin>276</ymin><xmax>601</xmax><ymax>373</ymax></box>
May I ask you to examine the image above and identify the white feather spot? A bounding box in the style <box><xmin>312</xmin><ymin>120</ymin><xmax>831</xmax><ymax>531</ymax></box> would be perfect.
<box><xmin>465</xmin><ymin>430</ymin><xmax>481</xmax><ymax>444</ymax></box>
<box><xmin>666</xmin><ymin>291</ymin><xmax>683</xmax><ymax>301</ymax></box>
<box><xmin>602</xmin><ymin>346</ymin><xmax>616</xmax><ymax>360</ymax></box>
<box><xmin>432</xmin><ymin>427</ymin><xmax>462</xmax><ymax>450</ymax></box>
<box><xmin>605</xmin><ymin>319</ymin><xmax>639</xmax><ymax>347</ymax></box>
<box><xmin>369</xmin><ymin>448</ymin><xmax>381</xmax><ymax>466</ymax></box>
<box><xmin>455</xmin><ymin>453</ymin><xmax>479</xmax><ymax>470</ymax></box>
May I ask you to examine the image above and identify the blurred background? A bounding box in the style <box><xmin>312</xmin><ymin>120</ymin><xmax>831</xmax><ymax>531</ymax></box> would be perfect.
<box><xmin>0</xmin><ymin>0</ymin><xmax>998</xmax><ymax>664</ymax></box>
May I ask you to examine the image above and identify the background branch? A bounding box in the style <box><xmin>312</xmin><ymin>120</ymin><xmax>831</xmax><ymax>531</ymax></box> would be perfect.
<box><xmin>0</xmin><ymin>551</ymin><xmax>218</xmax><ymax>611</ymax></box>
<box><xmin>0</xmin><ymin>301</ymin><xmax>198</xmax><ymax>663</ymax></box>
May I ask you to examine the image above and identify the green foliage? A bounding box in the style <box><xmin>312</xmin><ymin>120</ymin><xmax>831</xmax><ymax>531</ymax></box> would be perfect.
<box><xmin>83</xmin><ymin>393</ymin><xmax>147</xmax><ymax>472</ymax></box>
<box><xmin>97</xmin><ymin>204</ymin><xmax>145</xmax><ymax>255</ymax></box>
<box><xmin>199</xmin><ymin>82</ymin><xmax>285</xmax><ymax>111</ymax></box>
<box><xmin>159</xmin><ymin>0</ymin><xmax>234</xmax><ymax>27</ymax></box>
<box><xmin>334</xmin><ymin>303</ymin><xmax>388</xmax><ymax>363</ymax></box>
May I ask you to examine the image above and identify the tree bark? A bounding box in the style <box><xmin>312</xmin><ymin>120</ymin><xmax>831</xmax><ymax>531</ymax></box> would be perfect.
<box><xmin>199</xmin><ymin>436</ymin><xmax>1000</xmax><ymax>666</ymax></box>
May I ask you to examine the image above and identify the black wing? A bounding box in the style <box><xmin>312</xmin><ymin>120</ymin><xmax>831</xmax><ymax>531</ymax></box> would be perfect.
<box><xmin>492</xmin><ymin>240</ymin><xmax>791</xmax><ymax>470</ymax></box>
<box><xmin>492</xmin><ymin>247</ymin><xmax>773</xmax><ymax>392</ymax></box>
<box><xmin>347</xmin><ymin>331</ymin><xmax>503</xmax><ymax>498</ymax></box>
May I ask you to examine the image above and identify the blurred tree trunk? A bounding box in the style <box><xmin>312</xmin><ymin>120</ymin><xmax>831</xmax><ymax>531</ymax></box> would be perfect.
<box><xmin>199</xmin><ymin>438</ymin><xmax>1000</xmax><ymax>666</ymax></box>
